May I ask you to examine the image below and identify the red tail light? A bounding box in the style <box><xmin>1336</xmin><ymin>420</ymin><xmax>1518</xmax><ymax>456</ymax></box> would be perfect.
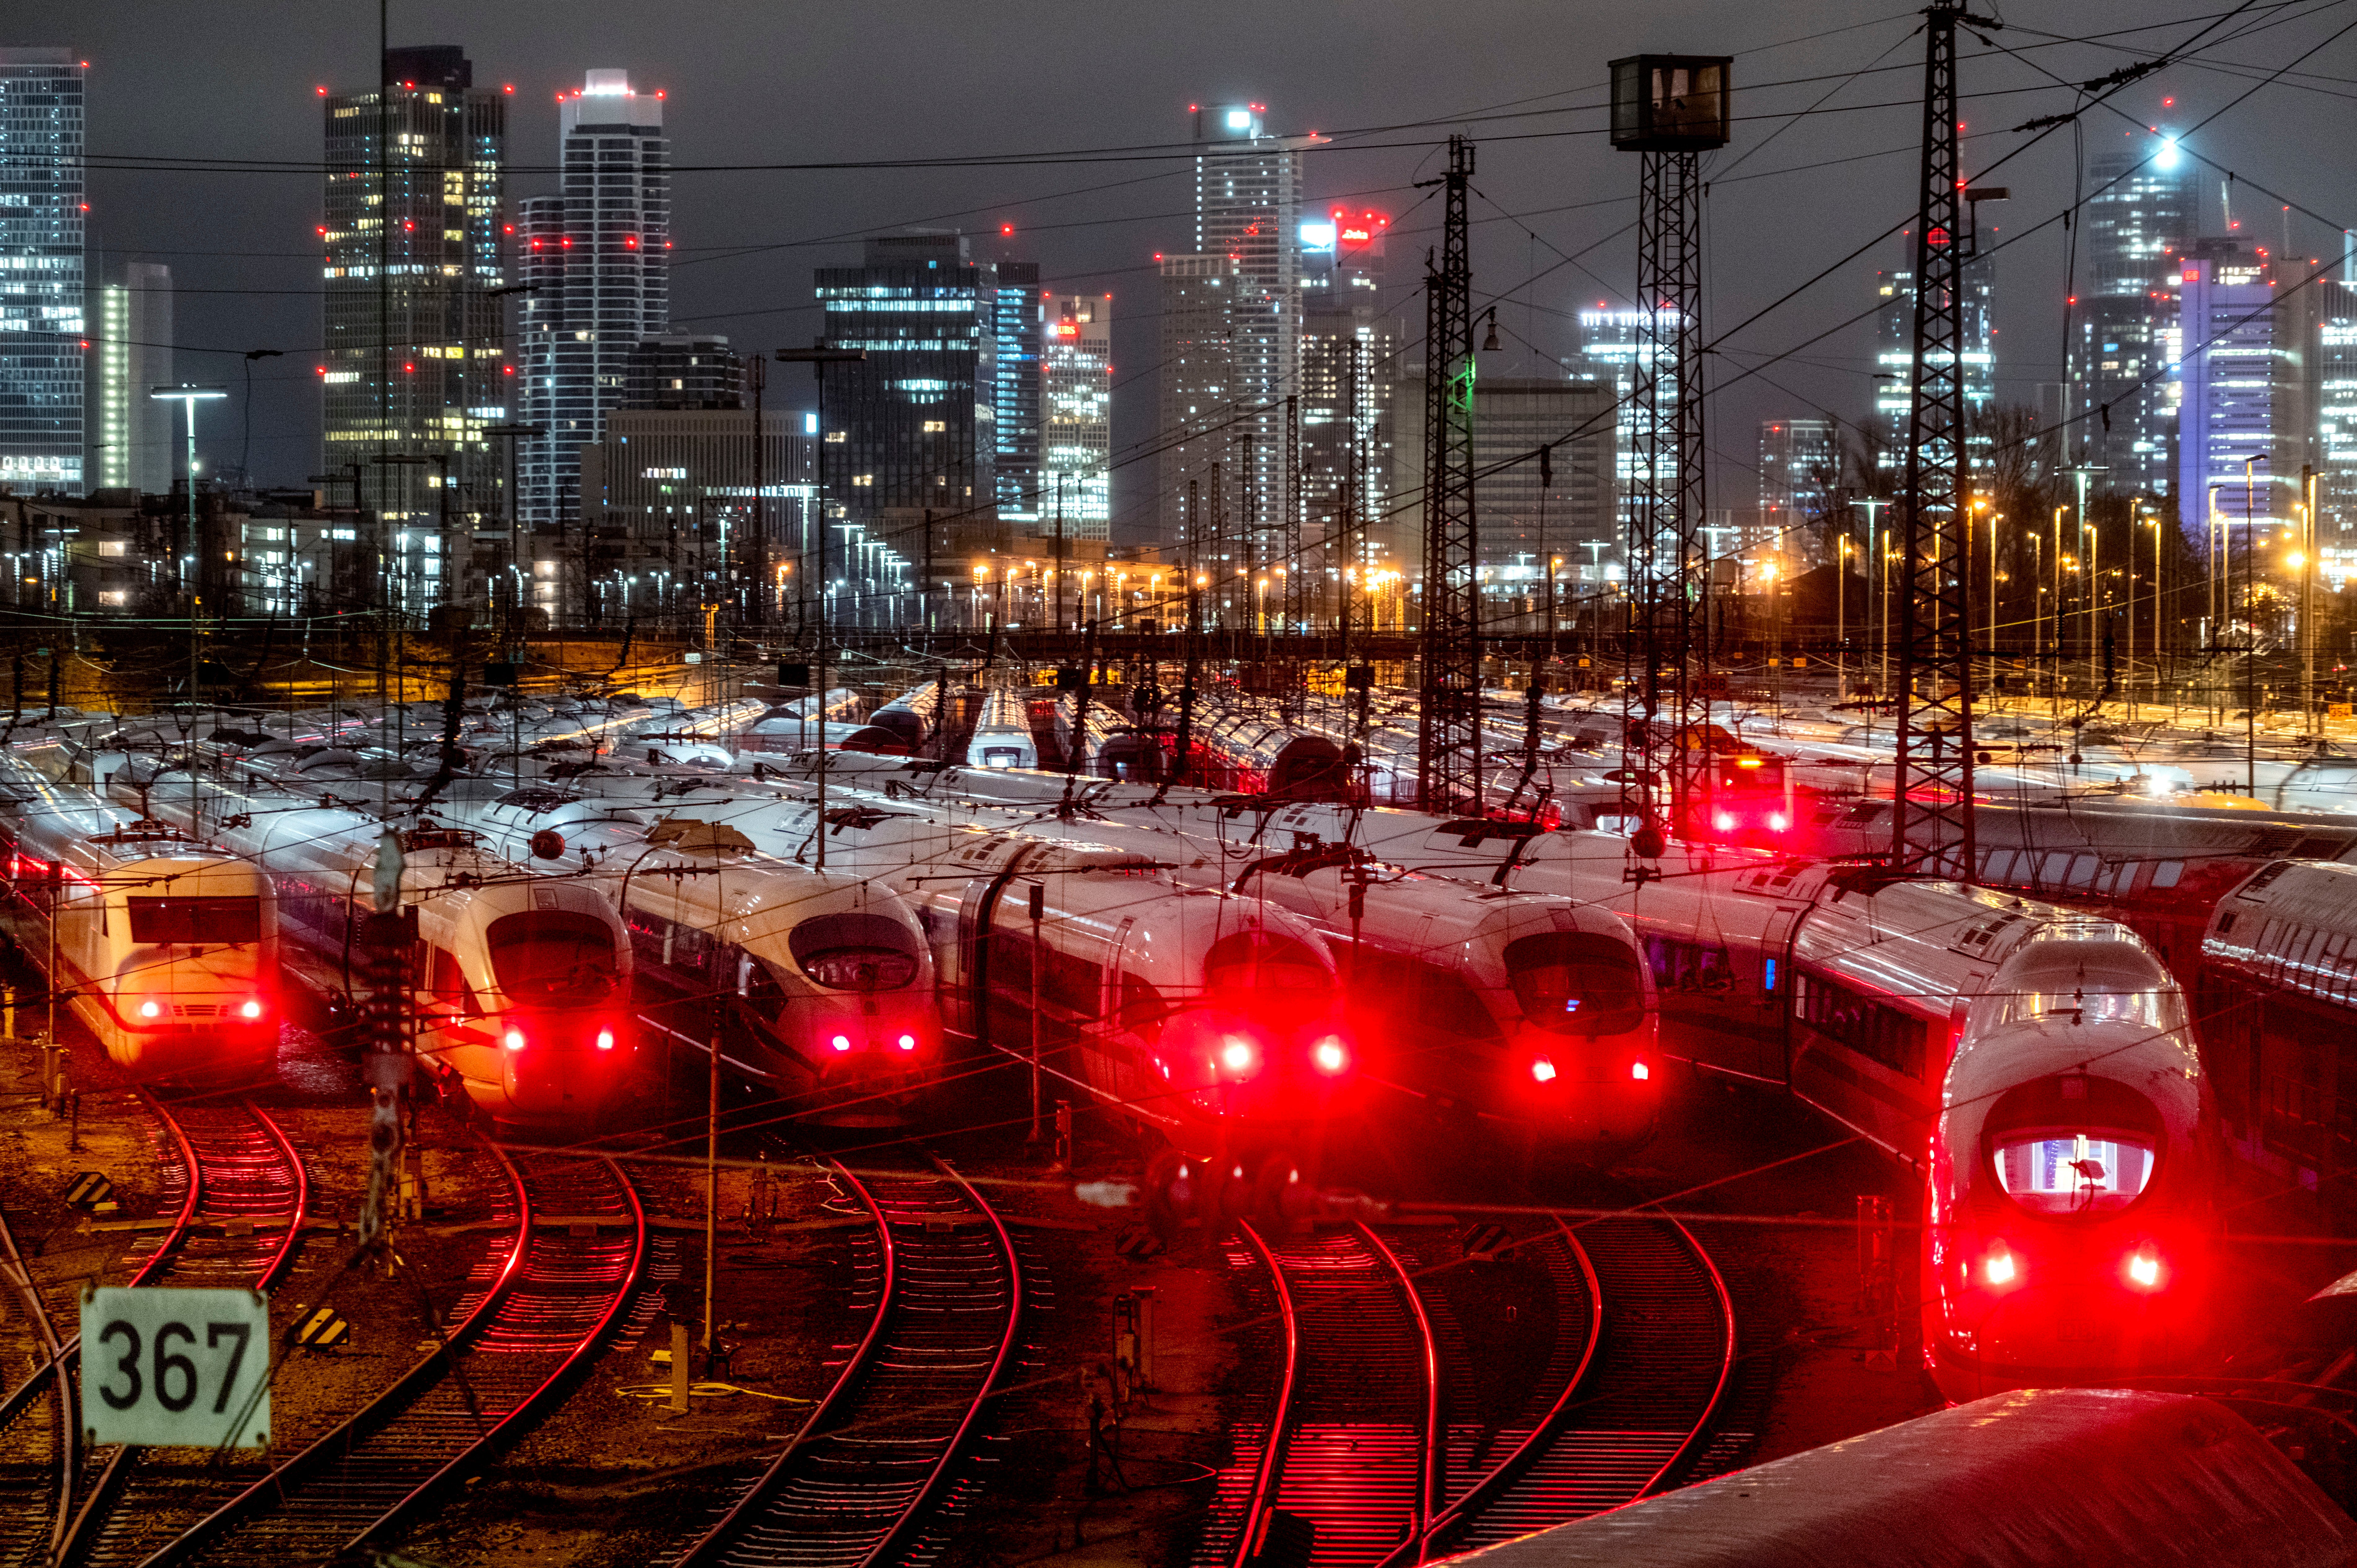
<box><xmin>2127</xmin><ymin>1247</ymin><xmax>2162</xmax><ymax>1290</ymax></box>
<box><xmin>1984</xmin><ymin>1242</ymin><xmax>2018</xmax><ymax>1287</ymax></box>
<box><xmin>239</xmin><ymin>998</ymin><xmax>265</xmax><ymax>1021</ymax></box>
<box><xmin>595</xmin><ymin>1027</ymin><xmax>615</xmax><ymax>1051</ymax></box>
<box><xmin>502</xmin><ymin>1028</ymin><xmax>526</xmax><ymax>1052</ymax></box>
<box><xmin>1631</xmin><ymin>1061</ymin><xmax>1650</xmax><ymax>1081</ymax></box>
<box><xmin>1218</xmin><ymin>1036</ymin><xmax>1258</xmax><ymax>1078</ymax></box>
<box><xmin>1310</xmin><ymin>1035</ymin><xmax>1349</xmax><ymax>1075</ymax></box>
<box><xmin>1531</xmin><ymin>1056</ymin><xmax>1557</xmax><ymax>1084</ymax></box>
<box><xmin>139</xmin><ymin>1000</ymin><xmax>163</xmax><ymax>1020</ymax></box>
<box><xmin>896</xmin><ymin>1033</ymin><xmax>918</xmax><ymax>1051</ymax></box>
<box><xmin>1712</xmin><ymin>811</ymin><xmax>1735</xmax><ymax>832</ymax></box>
<box><xmin>830</xmin><ymin>1034</ymin><xmax>852</xmax><ymax>1053</ymax></box>
<box><xmin>1768</xmin><ymin>812</ymin><xmax>1790</xmax><ymax>832</ymax></box>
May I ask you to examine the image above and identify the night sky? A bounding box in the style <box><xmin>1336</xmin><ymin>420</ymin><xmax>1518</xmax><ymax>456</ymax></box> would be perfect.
<box><xmin>20</xmin><ymin>0</ymin><xmax>2357</xmax><ymax>540</ymax></box>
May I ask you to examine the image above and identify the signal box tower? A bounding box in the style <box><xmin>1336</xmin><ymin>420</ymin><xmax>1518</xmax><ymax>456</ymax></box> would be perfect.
<box><xmin>1610</xmin><ymin>55</ymin><xmax>1729</xmax><ymax>852</ymax></box>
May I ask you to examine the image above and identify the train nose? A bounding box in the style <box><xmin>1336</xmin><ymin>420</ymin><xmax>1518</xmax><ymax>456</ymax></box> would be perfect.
<box><xmin>499</xmin><ymin>1016</ymin><xmax>629</xmax><ymax>1116</ymax></box>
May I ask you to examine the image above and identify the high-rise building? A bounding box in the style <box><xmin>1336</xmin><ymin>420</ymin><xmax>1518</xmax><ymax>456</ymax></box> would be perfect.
<box><xmin>322</xmin><ymin>44</ymin><xmax>505</xmax><ymax>606</ymax></box>
<box><xmin>1161</xmin><ymin>103</ymin><xmax>1306</xmax><ymax>565</ymax></box>
<box><xmin>1300</xmin><ymin>208</ymin><xmax>1398</xmax><ymax>604</ymax></box>
<box><xmin>1471</xmin><ymin>379</ymin><xmax>1617</xmax><ymax>586</ymax></box>
<box><xmin>2068</xmin><ymin>130</ymin><xmax>2197</xmax><ymax>497</ymax></box>
<box><xmin>1872</xmin><ymin>243</ymin><xmax>1995</xmax><ymax>471</ymax></box>
<box><xmin>2178</xmin><ymin>240</ymin><xmax>2297</xmax><ymax>534</ymax></box>
<box><xmin>988</xmin><ymin>260</ymin><xmax>1043</xmax><ymax>522</ymax></box>
<box><xmin>2298</xmin><ymin>270</ymin><xmax>2357</xmax><ymax>582</ymax></box>
<box><xmin>815</xmin><ymin>232</ymin><xmax>994</xmax><ymax>527</ymax></box>
<box><xmin>1040</xmin><ymin>294</ymin><xmax>1111</xmax><ymax>541</ymax></box>
<box><xmin>1758</xmin><ymin>417</ymin><xmax>1839</xmax><ymax>562</ymax></box>
<box><xmin>1572</xmin><ymin>305</ymin><xmax>1676</xmax><ymax>556</ymax></box>
<box><xmin>1159</xmin><ymin>251</ymin><xmax>1240</xmax><ymax>559</ymax></box>
<box><xmin>517</xmin><ymin>68</ymin><xmax>670</xmax><ymax>530</ymax></box>
<box><xmin>87</xmin><ymin>262</ymin><xmax>172</xmax><ymax>494</ymax></box>
<box><xmin>0</xmin><ymin>49</ymin><xmax>84</xmax><ymax>495</ymax></box>
<box><xmin>623</xmin><ymin>335</ymin><xmax>742</xmax><ymax>409</ymax></box>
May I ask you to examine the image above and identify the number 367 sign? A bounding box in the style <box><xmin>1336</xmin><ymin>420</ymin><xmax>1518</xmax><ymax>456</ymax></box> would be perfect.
<box><xmin>80</xmin><ymin>1286</ymin><xmax>271</xmax><ymax>1449</ymax></box>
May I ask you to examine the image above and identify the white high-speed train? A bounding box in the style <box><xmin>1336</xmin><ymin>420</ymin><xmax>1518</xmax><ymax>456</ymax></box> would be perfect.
<box><xmin>965</xmin><ymin>686</ymin><xmax>1044</xmax><ymax>770</ymax></box>
<box><xmin>423</xmin><ymin>782</ymin><xmax>942</xmax><ymax>1122</ymax></box>
<box><xmin>0</xmin><ymin>762</ymin><xmax>278</xmax><ymax>1081</ymax></box>
<box><xmin>109</xmin><ymin>760</ymin><xmax>637</xmax><ymax>1129</ymax></box>
<box><xmin>471</xmin><ymin>770</ymin><xmax>1358</xmax><ymax>1156</ymax></box>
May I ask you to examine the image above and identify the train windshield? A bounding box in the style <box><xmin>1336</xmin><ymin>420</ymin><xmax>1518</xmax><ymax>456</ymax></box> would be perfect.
<box><xmin>486</xmin><ymin>911</ymin><xmax>623</xmax><ymax>1003</ymax></box>
<box><xmin>1205</xmin><ymin>932</ymin><xmax>1332</xmax><ymax>999</ymax></box>
<box><xmin>129</xmin><ymin>895</ymin><xmax>261</xmax><ymax>945</ymax></box>
<box><xmin>1993</xmin><ymin>1132</ymin><xmax>2156</xmax><ymax>1216</ymax></box>
<box><xmin>789</xmin><ymin>911</ymin><xmax>921</xmax><ymax>991</ymax></box>
<box><xmin>1504</xmin><ymin>933</ymin><xmax>1648</xmax><ymax>1037</ymax></box>
<box><xmin>1983</xmin><ymin>988</ymin><xmax>2187</xmax><ymax>1033</ymax></box>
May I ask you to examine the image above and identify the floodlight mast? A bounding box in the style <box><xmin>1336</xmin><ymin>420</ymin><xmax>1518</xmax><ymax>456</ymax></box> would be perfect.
<box><xmin>1608</xmin><ymin>55</ymin><xmax>1729</xmax><ymax>855</ymax></box>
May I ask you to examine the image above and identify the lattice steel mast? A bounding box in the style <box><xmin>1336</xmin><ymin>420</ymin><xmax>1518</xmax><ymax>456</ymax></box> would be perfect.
<box><xmin>1610</xmin><ymin>56</ymin><xmax>1729</xmax><ymax>852</ymax></box>
<box><xmin>1891</xmin><ymin>6</ymin><xmax>1995</xmax><ymax>872</ymax></box>
<box><xmin>1417</xmin><ymin>135</ymin><xmax>1480</xmax><ymax>814</ymax></box>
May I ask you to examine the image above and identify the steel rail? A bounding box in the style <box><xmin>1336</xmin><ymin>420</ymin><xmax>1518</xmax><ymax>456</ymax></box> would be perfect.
<box><xmin>676</xmin><ymin>1153</ymin><xmax>1024</xmax><ymax>1568</ymax></box>
<box><xmin>1225</xmin><ymin>1221</ymin><xmax>1301</xmax><ymax>1568</ymax></box>
<box><xmin>135</xmin><ymin>1145</ymin><xmax>646</xmax><ymax>1566</ymax></box>
<box><xmin>0</xmin><ymin>1189</ymin><xmax>76</xmax><ymax>1567</ymax></box>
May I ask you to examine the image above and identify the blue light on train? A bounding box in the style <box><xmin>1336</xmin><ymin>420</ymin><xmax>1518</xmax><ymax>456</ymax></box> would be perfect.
<box><xmin>1764</xmin><ymin>958</ymin><xmax>1778</xmax><ymax>992</ymax></box>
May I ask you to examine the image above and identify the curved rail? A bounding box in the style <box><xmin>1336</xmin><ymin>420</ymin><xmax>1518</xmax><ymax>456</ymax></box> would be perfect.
<box><xmin>1431</xmin><ymin>1212</ymin><xmax>1735</xmax><ymax>1555</ymax></box>
<box><xmin>1223</xmin><ymin>1222</ymin><xmax>1300</xmax><ymax>1568</ymax></box>
<box><xmin>138</xmin><ymin>1147</ymin><xmax>646</xmax><ymax>1567</ymax></box>
<box><xmin>60</xmin><ymin>1098</ymin><xmax>311</xmax><ymax>1566</ymax></box>
<box><xmin>1228</xmin><ymin>1222</ymin><xmax>1438</xmax><ymax>1567</ymax></box>
<box><xmin>0</xmin><ymin>1194</ymin><xmax>76</xmax><ymax>1568</ymax></box>
<box><xmin>676</xmin><ymin>1154</ymin><xmax>1023</xmax><ymax>1568</ymax></box>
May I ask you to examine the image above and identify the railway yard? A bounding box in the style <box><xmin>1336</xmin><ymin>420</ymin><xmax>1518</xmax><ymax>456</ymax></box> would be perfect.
<box><xmin>3</xmin><ymin>663</ymin><xmax>2357</xmax><ymax>1565</ymax></box>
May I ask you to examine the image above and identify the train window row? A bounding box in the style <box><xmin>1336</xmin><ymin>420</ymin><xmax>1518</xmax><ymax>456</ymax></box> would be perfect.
<box><xmin>1973</xmin><ymin>847</ymin><xmax>2185</xmax><ymax>897</ymax></box>
<box><xmin>1644</xmin><ymin>934</ymin><xmax>1736</xmax><ymax>996</ymax></box>
<box><xmin>2233</xmin><ymin>914</ymin><xmax>2357</xmax><ymax>1006</ymax></box>
<box><xmin>1795</xmin><ymin>971</ymin><xmax>1927</xmax><ymax>1079</ymax></box>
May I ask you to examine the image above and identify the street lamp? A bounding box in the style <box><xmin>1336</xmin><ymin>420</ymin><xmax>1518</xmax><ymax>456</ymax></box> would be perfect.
<box><xmin>150</xmin><ymin>384</ymin><xmax>227</xmax><ymax>594</ymax></box>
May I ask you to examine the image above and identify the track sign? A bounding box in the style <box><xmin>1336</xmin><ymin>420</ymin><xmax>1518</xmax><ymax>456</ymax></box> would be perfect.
<box><xmin>80</xmin><ymin>1286</ymin><xmax>270</xmax><ymax>1449</ymax></box>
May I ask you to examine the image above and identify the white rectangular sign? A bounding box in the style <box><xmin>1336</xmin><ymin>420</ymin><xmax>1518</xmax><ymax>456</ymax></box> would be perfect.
<box><xmin>79</xmin><ymin>1286</ymin><xmax>270</xmax><ymax>1449</ymax></box>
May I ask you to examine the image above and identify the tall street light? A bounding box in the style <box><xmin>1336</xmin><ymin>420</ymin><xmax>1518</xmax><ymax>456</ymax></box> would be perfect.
<box><xmin>775</xmin><ymin>343</ymin><xmax>866</xmax><ymax>870</ymax></box>
<box><xmin>151</xmin><ymin>384</ymin><xmax>227</xmax><ymax>596</ymax></box>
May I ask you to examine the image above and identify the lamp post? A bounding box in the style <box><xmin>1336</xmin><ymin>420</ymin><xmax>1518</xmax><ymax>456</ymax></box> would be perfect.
<box><xmin>1836</xmin><ymin>535</ymin><xmax>1852</xmax><ymax>702</ymax></box>
<box><xmin>1848</xmin><ymin>497</ymin><xmax>1891</xmax><ymax>700</ymax></box>
<box><xmin>776</xmin><ymin>343</ymin><xmax>867</xmax><ymax>870</ymax></box>
<box><xmin>150</xmin><ymin>384</ymin><xmax>227</xmax><ymax>598</ymax></box>
<box><xmin>2303</xmin><ymin>465</ymin><xmax>2319</xmax><ymax>738</ymax></box>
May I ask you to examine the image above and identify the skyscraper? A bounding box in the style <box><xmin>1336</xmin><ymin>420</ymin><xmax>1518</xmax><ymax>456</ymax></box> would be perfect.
<box><xmin>1872</xmin><ymin>244</ymin><xmax>1994</xmax><ymax>471</ymax></box>
<box><xmin>2178</xmin><ymin>240</ymin><xmax>2294</xmax><ymax>532</ymax></box>
<box><xmin>1760</xmin><ymin>418</ymin><xmax>1838</xmax><ymax>518</ymax></box>
<box><xmin>87</xmin><ymin>262</ymin><xmax>172</xmax><ymax>494</ymax></box>
<box><xmin>517</xmin><ymin>68</ymin><xmax>670</xmax><ymax>530</ymax></box>
<box><xmin>322</xmin><ymin>44</ymin><xmax>505</xmax><ymax>604</ymax></box>
<box><xmin>0</xmin><ymin>49</ymin><xmax>84</xmax><ymax>495</ymax></box>
<box><xmin>1573</xmin><ymin>304</ymin><xmax>1675</xmax><ymax>559</ymax></box>
<box><xmin>988</xmin><ymin>260</ymin><xmax>1043</xmax><ymax>522</ymax></box>
<box><xmin>2068</xmin><ymin>130</ymin><xmax>2196</xmax><ymax>497</ymax></box>
<box><xmin>1161</xmin><ymin>103</ymin><xmax>1305</xmax><ymax>565</ymax></box>
<box><xmin>1300</xmin><ymin>207</ymin><xmax>1397</xmax><ymax>602</ymax></box>
<box><xmin>2298</xmin><ymin>271</ymin><xmax>2357</xmax><ymax>579</ymax></box>
<box><xmin>1159</xmin><ymin>251</ymin><xmax>1241</xmax><ymax>560</ymax></box>
<box><xmin>1040</xmin><ymin>294</ymin><xmax>1111</xmax><ymax>540</ymax></box>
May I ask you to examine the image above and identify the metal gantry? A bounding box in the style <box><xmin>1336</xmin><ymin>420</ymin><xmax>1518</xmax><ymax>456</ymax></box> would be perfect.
<box><xmin>1418</xmin><ymin>135</ymin><xmax>1481</xmax><ymax>815</ymax></box>
<box><xmin>1890</xmin><ymin>6</ymin><xmax>1993</xmax><ymax>873</ymax></box>
<box><xmin>1610</xmin><ymin>55</ymin><xmax>1728</xmax><ymax>849</ymax></box>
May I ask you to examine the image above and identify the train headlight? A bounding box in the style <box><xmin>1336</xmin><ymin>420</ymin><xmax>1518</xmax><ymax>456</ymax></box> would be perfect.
<box><xmin>1310</xmin><ymin>1036</ymin><xmax>1349</xmax><ymax>1076</ymax></box>
<box><xmin>1983</xmin><ymin>1242</ymin><xmax>2019</xmax><ymax>1287</ymax></box>
<box><xmin>239</xmin><ymin>998</ymin><xmax>265</xmax><ymax>1021</ymax></box>
<box><xmin>2127</xmin><ymin>1247</ymin><xmax>2162</xmax><ymax>1290</ymax></box>
<box><xmin>595</xmin><ymin>1028</ymin><xmax>615</xmax><ymax>1052</ymax></box>
<box><xmin>502</xmin><ymin>1028</ymin><xmax>526</xmax><ymax>1052</ymax></box>
<box><xmin>1531</xmin><ymin>1056</ymin><xmax>1558</xmax><ymax>1084</ymax></box>
<box><xmin>139</xmin><ymin>1000</ymin><xmax>162</xmax><ymax>1020</ymax></box>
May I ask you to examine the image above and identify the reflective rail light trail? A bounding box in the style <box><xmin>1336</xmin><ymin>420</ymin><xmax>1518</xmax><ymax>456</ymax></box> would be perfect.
<box><xmin>11</xmin><ymin>5</ymin><xmax>2357</xmax><ymax>1560</ymax></box>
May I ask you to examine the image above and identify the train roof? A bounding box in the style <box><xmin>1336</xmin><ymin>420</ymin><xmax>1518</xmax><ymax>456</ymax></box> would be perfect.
<box><xmin>2213</xmin><ymin>858</ymin><xmax>2357</xmax><ymax>929</ymax></box>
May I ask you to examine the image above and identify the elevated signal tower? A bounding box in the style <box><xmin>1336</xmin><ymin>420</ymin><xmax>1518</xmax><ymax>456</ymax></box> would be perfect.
<box><xmin>1610</xmin><ymin>55</ymin><xmax>1729</xmax><ymax>851</ymax></box>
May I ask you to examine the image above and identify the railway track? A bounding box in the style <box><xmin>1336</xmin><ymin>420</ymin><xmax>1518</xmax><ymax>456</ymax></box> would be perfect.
<box><xmin>0</xmin><ymin>1093</ymin><xmax>307</xmax><ymax>1568</ymax></box>
<box><xmin>0</xmin><ymin>1187</ymin><xmax>74</xmax><ymax>1568</ymax></box>
<box><xmin>136</xmin><ymin>1147</ymin><xmax>645</xmax><ymax>1567</ymax></box>
<box><xmin>677</xmin><ymin>1153</ymin><xmax>1022</xmax><ymax>1568</ymax></box>
<box><xmin>1212</xmin><ymin>1212</ymin><xmax>1732</xmax><ymax>1567</ymax></box>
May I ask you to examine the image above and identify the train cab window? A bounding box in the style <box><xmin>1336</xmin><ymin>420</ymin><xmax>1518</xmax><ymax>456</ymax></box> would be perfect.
<box><xmin>1116</xmin><ymin>973</ymin><xmax>1169</xmax><ymax>1033</ymax></box>
<box><xmin>426</xmin><ymin>946</ymin><xmax>481</xmax><ymax>1019</ymax></box>
<box><xmin>1993</xmin><ymin>1132</ymin><xmax>2155</xmax><ymax>1216</ymax></box>
<box><xmin>2152</xmin><ymin>860</ymin><xmax>2184</xmax><ymax>890</ymax></box>
<box><xmin>981</xmin><ymin>747</ymin><xmax>1024</xmax><ymax>768</ymax></box>
<box><xmin>1205</xmin><ymin>933</ymin><xmax>1333</xmax><ymax>998</ymax></box>
<box><xmin>486</xmin><ymin>911</ymin><xmax>623</xmax><ymax>1002</ymax></box>
<box><xmin>128</xmin><ymin>895</ymin><xmax>261</xmax><ymax>945</ymax></box>
<box><xmin>1504</xmin><ymin>933</ymin><xmax>1646</xmax><ymax>1037</ymax></box>
<box><xmin>790</xmin><ymin>912</ymin><xmax>921</xmax><ymax>991</ymax></box>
